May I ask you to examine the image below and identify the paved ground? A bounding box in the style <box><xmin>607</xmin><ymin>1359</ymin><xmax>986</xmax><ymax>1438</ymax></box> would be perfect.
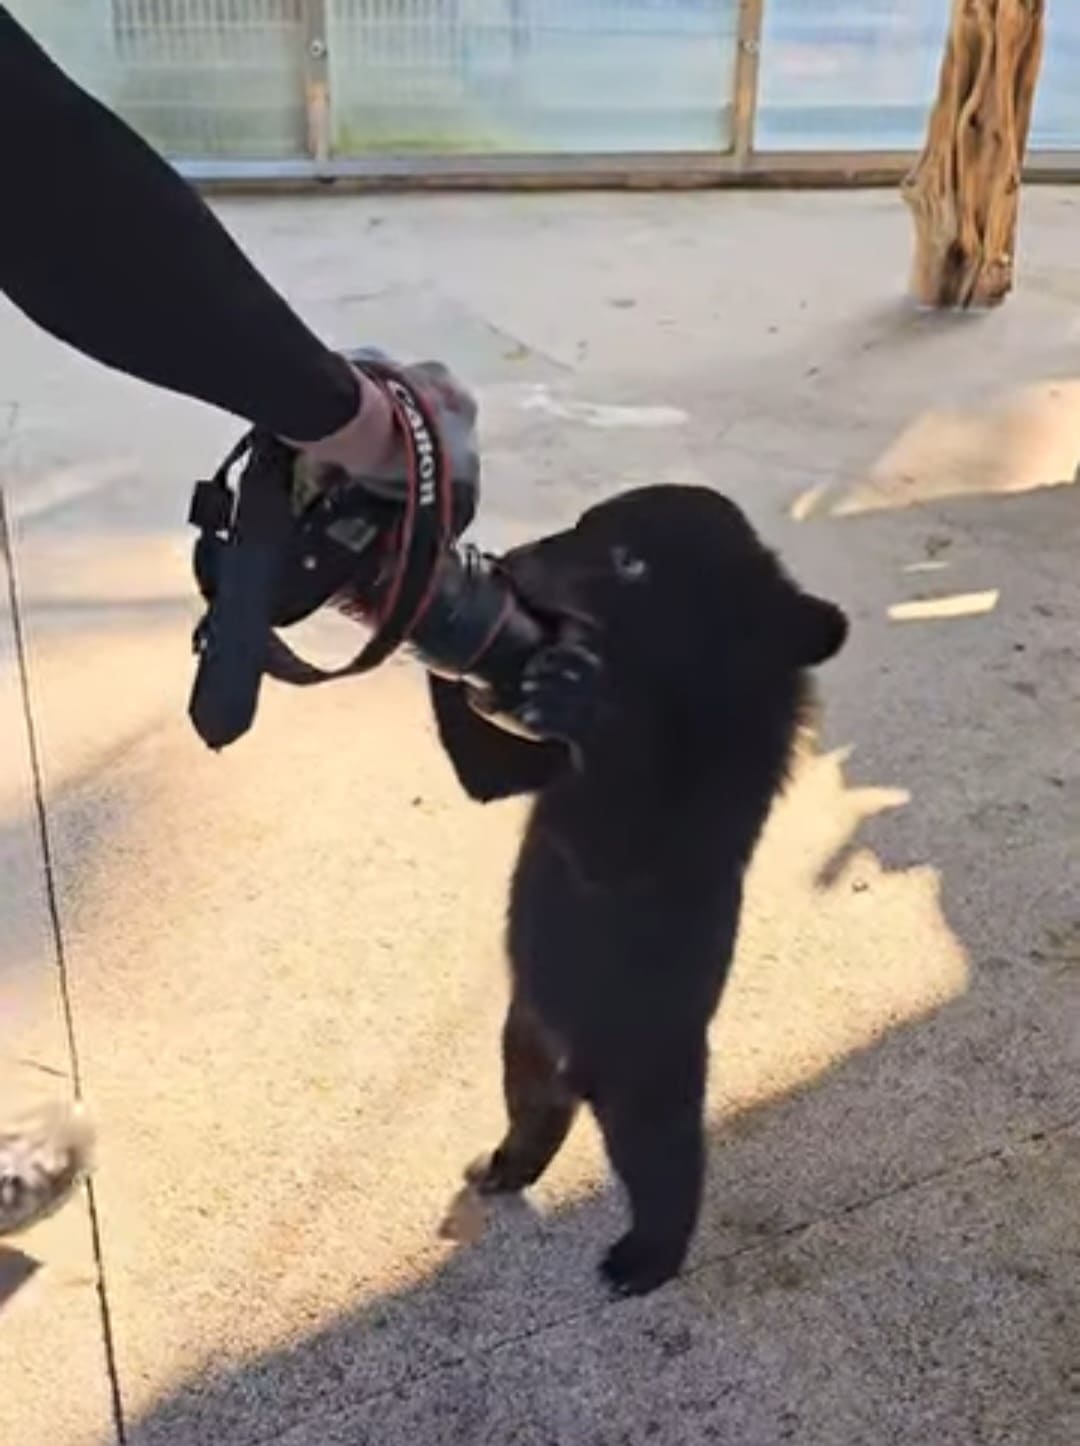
<box><xmin>1</xmin><ymin>189</ymin><xmax>1078</xmax><ymax>1446</ymax></box>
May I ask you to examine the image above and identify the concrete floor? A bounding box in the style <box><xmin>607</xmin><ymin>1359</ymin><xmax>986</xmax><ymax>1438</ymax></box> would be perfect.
<box><xmin>1</xmin><ymin>188</ymin><xmax>1078</xmax><ymax>1446</ymax></box>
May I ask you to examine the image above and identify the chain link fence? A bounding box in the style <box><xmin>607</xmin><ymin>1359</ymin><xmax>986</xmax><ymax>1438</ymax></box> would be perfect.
<box><xmin>7</xmin><ymin>1</ymin><xmax>1080</xmax><ymax>176</ymax></box>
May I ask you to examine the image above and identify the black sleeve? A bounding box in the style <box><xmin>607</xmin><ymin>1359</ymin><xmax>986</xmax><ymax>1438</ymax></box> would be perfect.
<box><xmin>0</xmin><ymin>7</ymin><xmax>359</xmax><ymax>442</ymax></box>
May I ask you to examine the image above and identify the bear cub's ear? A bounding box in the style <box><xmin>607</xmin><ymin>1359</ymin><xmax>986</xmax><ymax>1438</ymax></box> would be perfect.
<box><xmin>786</xmin><ymin>591</ymin><xmax>849</xmax><ymax>667</ymax></box>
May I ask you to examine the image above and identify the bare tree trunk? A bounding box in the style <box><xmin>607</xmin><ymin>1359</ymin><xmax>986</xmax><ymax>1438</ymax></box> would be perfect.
<box><xmin>901</xmin><ymin>0</ymin><xmax>1046</xmax><ymax>309</ymax></box>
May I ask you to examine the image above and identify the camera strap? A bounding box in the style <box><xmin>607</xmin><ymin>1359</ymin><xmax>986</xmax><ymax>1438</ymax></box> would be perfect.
<box><xmin>187</xmin><ymin>361</ymin><xmax>455</xmax><ymax>749</ymax></box>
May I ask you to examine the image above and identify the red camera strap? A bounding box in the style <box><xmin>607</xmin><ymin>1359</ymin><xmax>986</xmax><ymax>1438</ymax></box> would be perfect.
<box><xmin>263</xmin><ymin>361</ymin><xmax>456</xmax><ymax>687</ymax></box>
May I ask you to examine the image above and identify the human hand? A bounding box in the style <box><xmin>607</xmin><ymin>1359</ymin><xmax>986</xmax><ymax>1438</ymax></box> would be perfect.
<box><xmin>289</xmin><ymin>349</ymin><xmax>479</xmax><ymax>513</ymax></box>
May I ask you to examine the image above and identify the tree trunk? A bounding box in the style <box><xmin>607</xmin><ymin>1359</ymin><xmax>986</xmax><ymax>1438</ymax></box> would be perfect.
<box><xmin>901</xmin><ymin>0</ymin><xmax>1046</xmax><ymax>309</ymax></box>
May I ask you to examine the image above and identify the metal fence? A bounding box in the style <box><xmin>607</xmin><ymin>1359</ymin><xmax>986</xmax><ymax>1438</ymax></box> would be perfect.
<box><xmin>9</xmin><ymin>0</ymin><xmax>1080</xmax><ymax>183</ymax></box>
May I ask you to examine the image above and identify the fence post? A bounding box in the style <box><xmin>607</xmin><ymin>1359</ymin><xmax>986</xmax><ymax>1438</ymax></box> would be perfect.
<box><xmin>731</xmin><ymin>0</ymin><xmax>765</xmax><ymax>166</ymax></box>
<box><xmin>302</xmin><ymin>0</ymin><xmax>331</xmax><ymax>169</ymax></box>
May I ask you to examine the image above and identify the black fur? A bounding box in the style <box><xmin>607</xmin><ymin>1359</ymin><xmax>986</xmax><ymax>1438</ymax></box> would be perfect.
<box><xmin>429</xmin><ymin>485</ymin><xmax>848</xmax><ymax>1295</ymax></box>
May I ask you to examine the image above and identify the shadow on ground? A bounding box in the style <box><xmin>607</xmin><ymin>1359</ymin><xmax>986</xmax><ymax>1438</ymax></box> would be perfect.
<box><xmin>0</xmin><ymin>1248</ymin><xmax>40</xmax><ymax>1310</ymax></box>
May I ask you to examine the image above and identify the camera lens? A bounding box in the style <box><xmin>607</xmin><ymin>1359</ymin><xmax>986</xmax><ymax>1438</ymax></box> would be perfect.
<box><xmin>407</xmin><ymin>545</ymin><xmax>548</xmax><ymax>703</ymax></box>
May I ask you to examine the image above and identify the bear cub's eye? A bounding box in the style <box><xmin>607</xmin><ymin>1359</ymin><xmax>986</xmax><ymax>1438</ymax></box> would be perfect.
<box><xmin>611</xmin><ymin>544</ymin><xmax>648</xmax><ymax>582</ymax></box>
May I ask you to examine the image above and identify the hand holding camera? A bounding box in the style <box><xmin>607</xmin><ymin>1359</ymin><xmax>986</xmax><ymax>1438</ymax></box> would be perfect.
<box><xmin>187</xmin><ymin>348</ymin><xmax>601</xmax><ymax>755</ymax></box>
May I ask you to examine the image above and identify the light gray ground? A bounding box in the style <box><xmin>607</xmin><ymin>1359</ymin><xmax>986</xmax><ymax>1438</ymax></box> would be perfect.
<box><xmin>1</xmin><ymin>188</ymin><xmax>1077</xmax><ymax>1446</ymax></box>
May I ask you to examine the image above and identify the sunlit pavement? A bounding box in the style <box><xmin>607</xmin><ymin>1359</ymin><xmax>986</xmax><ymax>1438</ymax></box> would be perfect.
<box><xmin>1</xmin><ymin>189</ymin><xmax>1078</xmax><ymax>1446</ymax></box>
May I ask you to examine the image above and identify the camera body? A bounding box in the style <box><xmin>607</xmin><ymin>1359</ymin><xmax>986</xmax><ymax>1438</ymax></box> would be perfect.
<box><xmin>188</xmin><ymin>425</ymin><xmax>551</xmax><ymax>750</ymax></box>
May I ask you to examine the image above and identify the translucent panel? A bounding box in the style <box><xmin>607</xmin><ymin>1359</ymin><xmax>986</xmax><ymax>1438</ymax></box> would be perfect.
<box><xmin>757</xmin><ymin>0</ymin><xmax>946</xmax><ymax>151</ymax></box>
<box><xmin>327</xmin><ymin>0</ymin><xmax>738</xmax><ymax>155</ymax></box>
<box><xmin>10</xmin><ymin>0</ymin><xmax>1077</xmax><ymax>166</ymax></box>
<box><xmin>1031</xmin><ymin>3</ymin><xmax>1080</xmax><ymax>150</ymax></box>
<box><xmin>9</xmin><ymin>1</ymin><xmax>308</xmax><ymax>160</ymax></box>
<box><xmin>6</xmin><ymin>0</ymin><xmax>119</xmax><ymax>98</ymax></box>
<box><xmin>757</xmin><ymin>0</ymin><xmax>1079</xmax><ymax>155</ymax></box>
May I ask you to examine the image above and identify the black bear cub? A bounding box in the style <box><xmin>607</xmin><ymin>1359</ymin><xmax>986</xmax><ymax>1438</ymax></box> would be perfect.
<box><xmin>429</xmin><ymin>485</ymin><xmax>848</xmax><ymax>1296</ymax></box>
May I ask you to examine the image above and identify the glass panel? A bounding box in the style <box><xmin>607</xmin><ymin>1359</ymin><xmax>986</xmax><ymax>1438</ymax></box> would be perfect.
<box><xmin>10</xmin><ymin>0</ymin><xmax>1078</xmax><ymax>164</ymax></box>
<box><xmin>7</xmin><ymin>0</ymin><xmax>119</xmax><ymax>97</ymax></box>
<box><xmin>1031</xmin><ymin>3</ymin><xmax>1080</xmax><ymax>150</ymax></box>
<box><xmin>756</xmin><ymin>0</ymin><xmax>946</xmax><ymax>152</ymax></box>
<box><xmin>757</xmin><ymin>0</ymin><xmax>1079</xmax><ymax>155</ymax></box>
<box><xmin>327</xmin><ymin>0</ymin><xmax>738</xmax><ymax>156</ymax></box>
<box><xmin>9</xmin><ymin>0</ymin><xmax>308</xmax><ymax>160</ymax></box>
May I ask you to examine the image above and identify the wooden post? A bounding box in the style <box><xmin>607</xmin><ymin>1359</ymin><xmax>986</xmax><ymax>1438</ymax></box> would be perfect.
<box><xmin>901</xmin><ymin>0</ymin><xmax>1046</xmax><ymax>309</ymax></box>
<box><xmin>302</xmin><ymin>0</ymin><xmax>331</xmax><ymax>170</ymax></box>
<box><xmin>732</xmin><ymin>0</ymin><xmax>766</xmax><ymax>168</ymax></box>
